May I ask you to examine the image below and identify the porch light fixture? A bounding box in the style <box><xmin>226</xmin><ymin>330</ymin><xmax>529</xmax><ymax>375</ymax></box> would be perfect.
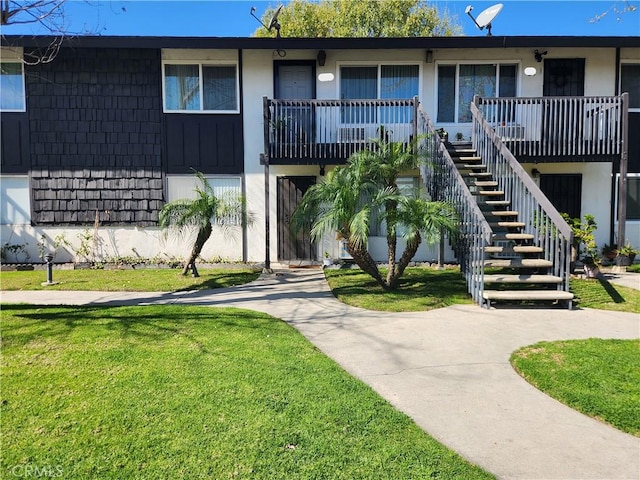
<box><xmin>317</xmin><ymin>49</ymin><xmax>327</xmax><ymax>66</ymax></box>
<box><xmin>426</xmin><ymin>50</ymin><xmax>434</xmax><ymax>63</ymax></box>
<box><xmin>319</xmin><ymin>165</ymin><xmax>325</xmax><ymax>176</ymax></box>
<box><xmin>534</xmin><ymin>49</ymin><xmax>547</xmax><ymax>62</ymax></box>
<box><xmin>531</xmin><ymin>168</ymin><xmax>540</xmax><ymax>178</ymax></box>
<box><xmin>524</xmin><ymin>66</ymin><xmax>537</xmax><ymax>76</ymax></box>
<box><xmin>318</xmin><ymin>72</ymin><xmax>334</xmax><ymax>82</ymax></box>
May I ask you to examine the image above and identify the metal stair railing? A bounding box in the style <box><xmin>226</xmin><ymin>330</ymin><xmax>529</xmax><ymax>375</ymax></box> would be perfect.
<box><xmin>470</xmin><ymin>95</ymin><xmax>573</xmax><ymax>295</ymax></box>
<box><xmin>416</xmin><ymin>102</ymin><xmax>493</xmax><ymax>305</ymax></box>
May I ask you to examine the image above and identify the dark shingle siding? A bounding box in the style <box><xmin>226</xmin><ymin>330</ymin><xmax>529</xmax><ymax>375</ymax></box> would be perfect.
<box><xmin>27</xmin><ymin>47</ymin><xmax>164</xmax><ymax>226</ymax></box>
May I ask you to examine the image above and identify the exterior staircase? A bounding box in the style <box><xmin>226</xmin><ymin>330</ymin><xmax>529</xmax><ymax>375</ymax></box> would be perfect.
<box><xmin>448</xmin><ymin>143</ymin><xmax>574</xmax><ymax>308</ymax></box>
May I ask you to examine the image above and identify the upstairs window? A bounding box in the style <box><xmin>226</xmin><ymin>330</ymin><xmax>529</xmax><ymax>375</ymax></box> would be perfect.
<box><xmin>340</xmin><ymin>64</ymin><xmax>420</xmax><ymax>123</ymax></box>
<box><xmin>1</xmin><ymin>62</ymin><xmax>26</xmax><ymax>112</ymax></box>
<box><xmin>163</xmin><ymin>63</ymin><xmax>239</xmax><ymax>113</ymax></box>
<box><xmin>437</xmin><ymin>63</ymin><xmax>517</xmax><ymax>123</ymax></box>
<box><xmin>621</xmin><ymin>63</ymin><xmax>640</xmax><ymax>111</ymax></box>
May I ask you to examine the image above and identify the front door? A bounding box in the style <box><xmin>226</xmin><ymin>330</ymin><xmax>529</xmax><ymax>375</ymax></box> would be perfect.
<box><xmin>543</xmin><ymin>59</ymin><xmax>585</xmax><ymax>97</ymax></box>
<box><xmin>542</xmin><ymin>59</ymin><xmax>586</xmax><ymax>148</ymax></box>
<box><xmin>276</xmin><ymin>64</ymin><xmax>315</xmax><ymax>147</ymax></box>
<box><xmin>540</xmin><ymin>173</ymin><xmax>582</xmax><ymax>220</ymax></box>
<box><xmin>277</xmin><ymin>176</ymin><xmax>317</xmax><ymax>262</ymax></box>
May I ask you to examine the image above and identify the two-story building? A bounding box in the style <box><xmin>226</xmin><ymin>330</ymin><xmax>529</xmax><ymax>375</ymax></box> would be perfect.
<box><xmin>1</xmin><ymin>34</ymin><xmax>638</xmax><ymax>305</ymax></box>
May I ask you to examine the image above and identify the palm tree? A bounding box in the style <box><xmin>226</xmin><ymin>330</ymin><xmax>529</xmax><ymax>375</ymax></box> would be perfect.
<box><xmin>159</xmin><ymin>170</ymin><xmax>248</xmax><ymax>277</ymax></box>
<box><xmin>292</xmin><ymin>137</ymin><xmax>458</xmax><ymax>290</ymax></box>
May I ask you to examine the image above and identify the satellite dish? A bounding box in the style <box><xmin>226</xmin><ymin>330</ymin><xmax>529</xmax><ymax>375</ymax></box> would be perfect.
<box><xmin>465</xmin><ymin>3</ymin><xmax>503</xmax><ymax>36</ymax></box>
<box><xmin>268</xmin><ymin>5</ymin><xmax>283</xmax><ymax>32</ymax></box>
<box><xmin>250</xmin><ymin>4</ymin><xmax>284</xmax><ymax>38</ymax></box>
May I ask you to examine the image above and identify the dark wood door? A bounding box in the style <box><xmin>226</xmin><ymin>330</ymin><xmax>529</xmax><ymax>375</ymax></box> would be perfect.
<box><xmin>277</xmin><ymin>176</ymin><xmax>317</xmax><ymax>261</ymax></box>
<box><xmin>542</xmin><ymin>59</ymin><xmax>585</xmax><ymax>148</ymax></box>
<box><xmin>540</xmin><ymin>174</ymin><xmax>582</xmax><ymax>220</ymax></box>
<box><xmin>543</xmin><ymin>59</ymin><xmax>585</xmax><ymax>97</ymax></box>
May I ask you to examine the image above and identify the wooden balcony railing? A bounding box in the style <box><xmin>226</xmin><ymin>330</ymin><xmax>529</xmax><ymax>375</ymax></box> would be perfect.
<box><xmin>474</xmin><ymin>95</ymin><xmax>626</xmax><ymax>158</ymax></box>
<box><xmin>471</xmin><ymin>95</ymin><xmax>573</xmax><ymax>295</ymax></box>
<box><xmin>417</xmin><ymin>104</ymin><xmax>493</xmax><ymax>305</ymax></box>
<box><xmin>263</xmin><ymin>97</ymin><xmax>418</xmax><ymax>164</ymax></box>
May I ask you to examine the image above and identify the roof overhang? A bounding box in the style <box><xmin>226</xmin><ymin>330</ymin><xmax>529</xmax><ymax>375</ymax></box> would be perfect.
<box><xmin>2</xmin><ymin>35</ymin><xmax>640</xmax><ymax>50</ymax></box>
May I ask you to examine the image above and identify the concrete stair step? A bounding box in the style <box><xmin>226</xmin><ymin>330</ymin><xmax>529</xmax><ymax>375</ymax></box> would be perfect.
<box><xmin>484</xmin><ymin>274</ymin><xmax>563</xmax><ymax>284</ymax></box>
<box><xmin>493</xmin><ymin>233</ymin><xmax>535</xmax><ymax>241</ymax></box>
<box><xmin>461</xmin><ymin>164</ymin><xmax>488</xmax><ymax>170</ymax></box>
<box><xmin>483</xmin><ymin>258</ymin><xmax>553</xmax><ymax>268</ymax></box>
<box><xmin>482</xmin><ymin>290</ymin><xmax>574</xmax><ymax>301</ymax></box>
<box><xmin>474</xmin><ymin>181</ymin><xmax>499</xmax><ymax>187</ymax></box>
<box><xmin>489</xmin><ymin>210</ymin><xmax>519</xmax><ymax>217</ymax></box>
<box><xmin>466</xmin><ymin>172</ymin><xmax>493</xmax><ymax>178</ymax></box>
<box><xmin>485</xmin><ymin>245</ymin><xmax>544</xmax><ymax>254</ymax></box>
<box><xmin>489</xmin><ymin>221</ymin><xmax>526</xmax><ymax>228</ymax></box>
<box><xmin>447</xmin><ymin>148</ymin><xmax>476</xmax><ymax>155</ymax></box>
<box><xmin>454</xmin><ymin>156</ymin><xmax>482</xmax><ymax>163</ymax></box>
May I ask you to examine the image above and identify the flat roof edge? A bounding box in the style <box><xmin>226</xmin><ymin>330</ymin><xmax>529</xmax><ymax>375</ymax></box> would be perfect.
<box><xmin>2</xmin><ymin>35</ymin><xmax>639</xmax><ymax>49</ymax></box>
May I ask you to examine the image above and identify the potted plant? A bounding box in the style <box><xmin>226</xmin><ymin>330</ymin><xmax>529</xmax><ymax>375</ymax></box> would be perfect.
<box><xmin>435</xmin><ymin>128</ymin><xmax>448</xmax><ymax>143</ymax></box>
<box><xmin>615</xmin><ymin>242</ymin><xmax>638</xmax><ymax>266</ymax></box>
<box><xmin>601</xmin><ymin>243</ymin><xmax>618</xmax><ymax>261</ymax></box>
<box><xmin>322</xmin><ymin>251</ymin><xmax>333</xmax><ymax>267</ymax></box>
<box><xmin>561</xmin><ymin>213</ymin><xmax>600</xmax><ymax>277</ymax></box>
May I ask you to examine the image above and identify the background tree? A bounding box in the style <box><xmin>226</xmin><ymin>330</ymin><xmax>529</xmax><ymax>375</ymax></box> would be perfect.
<box><xmin>590</xmin><ymin>0</ymin><xmax>637</xmax><ymax>23</ymax></box>
<box><xmin>253</xmin><ymin>0</ymin><xmax>461</xmax><ymax>38</ymax></box>
<box><xmin>292</xmin><ymin>138</ymin><xmax>458</xmax><ymax>290</ymax></box>
<box><xmin>159</xmin><ymin>171</ymin><xmax>250</xmax><ymax>277</ymax></box>
<box><xmin>2</xmin><ymin>1</ymin><xmax>68</xmax><ymax>64</ymax></box>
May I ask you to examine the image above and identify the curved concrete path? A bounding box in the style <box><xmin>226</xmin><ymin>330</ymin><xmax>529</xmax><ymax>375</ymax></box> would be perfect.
<box><xmin>2</xmin><ymin>269</ymin><xmax>639</xmax><ymax>480</ymax></box>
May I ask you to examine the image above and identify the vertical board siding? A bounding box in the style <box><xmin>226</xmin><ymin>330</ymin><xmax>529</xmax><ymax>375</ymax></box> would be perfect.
<box><xmin>164</xmin><ymin>114</ymin><xmax>243</xmax><ymax>174</ymax></box>
<box><xmin>0</xmin><ymin>113</ymin><xmax>30</xmax><ymax>173</ymax></box>
<box><xmin>26</xmin><ymin>47</ymin><xmax>164</xmax><ymax>226</ymax></box>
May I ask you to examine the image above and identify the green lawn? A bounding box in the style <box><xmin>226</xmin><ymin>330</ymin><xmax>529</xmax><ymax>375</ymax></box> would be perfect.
<box><xmin>1</xmin><ymin>304</ymin><xmax>493</xmax><ymax>480</ymax></box>
<box><xmin>325</xmin><ymin>267</ymin><xmax>640</xmax><ymax>313</ymax></box>
<box><xmin>511</xmin><ymin>339</ymin><xmax>640</xmax><ymax>436</ymax></box>
<box><xmin>570</xmin><ymin>278</ymin><xmax>640</xmax><ymax>313</ymax></box>
<box><xmin>325</xmin><ymin>267</ymin><xmax>472</xmax><ymax>311</ymax></box>
<box><xmin>3</xmin><ymin>265</ymin><xmax>639</xmax><ymax>314</ymax></box>
<box><xmin>0</xmin><ymin>268</ymin><xmax>260</xmax><ymax>292</ymax></box>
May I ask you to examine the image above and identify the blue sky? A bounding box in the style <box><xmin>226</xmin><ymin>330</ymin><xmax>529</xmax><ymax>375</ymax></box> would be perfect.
<box><xmin>2</xmin><ymin>0</ymin><xmax>638</xmax><ymax>37</ymax></box>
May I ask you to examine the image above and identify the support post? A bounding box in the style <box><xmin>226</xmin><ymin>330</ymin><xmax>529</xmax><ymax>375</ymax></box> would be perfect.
<box><xmin>617</xmin><ymin>93</ymin><xmax>629</xmax><ymax>247</ymax></box>
<box><xmin>263</xmin><ymin>96</ymin><xmax>272</xmax><ymax>273</ymax></box>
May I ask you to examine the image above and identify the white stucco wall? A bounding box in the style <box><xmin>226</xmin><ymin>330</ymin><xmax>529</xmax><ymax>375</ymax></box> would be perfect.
<box><xmin>3</xmin><ymin>45</ymin><xmax>637</xmax><ymax>265</ymax></box>
<box><xmin>239</xmin><ymin>47</ymin><xmax>628</xmax><ymax>264</ymax></box>
<box><xmin>0</xmin><ymin>224</ymin><xmax>244</xmax><ymax>264</ymax></box>
<box><xmin>521</xmin><ymin>162</ymin><xmax>614</xmax><ymax>248</ymax></box>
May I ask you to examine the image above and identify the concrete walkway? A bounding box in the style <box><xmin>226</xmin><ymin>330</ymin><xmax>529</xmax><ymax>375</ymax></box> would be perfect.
<box><xmin>2</xmin><ymin>269</ymin><xmax>639</xmax><ymax>480</ymax></box>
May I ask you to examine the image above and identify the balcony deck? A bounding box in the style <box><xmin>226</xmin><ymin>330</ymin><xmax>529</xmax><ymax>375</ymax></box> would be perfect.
<box><xmin>263</xmin><ymin>96</ymin><xmax>625</xmax><ymax>165</ymax></box>
<box><xmin>264</xmin><ymin>98</ymin><xmax>417</xmax><ymax>165</ymax></box>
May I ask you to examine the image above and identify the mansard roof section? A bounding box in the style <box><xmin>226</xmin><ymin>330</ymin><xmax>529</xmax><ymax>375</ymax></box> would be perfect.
<box><xmin>2</xmin><ymin>34</ymin><xmax>640</xmax><ymax>50</ymax></box>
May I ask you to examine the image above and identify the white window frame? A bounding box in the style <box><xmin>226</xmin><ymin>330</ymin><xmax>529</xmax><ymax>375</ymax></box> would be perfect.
<box><xmin>0</xmin><ymin>175</ymin><xmax>31</xmax><ymax>225</ymax></box>
<box><xmin>335</xmin><ymin>61</ymin><xmax>423</xmax><ymax>101</ymax></box>
<box><xmin>615</xmin><ymin>173</ymin><xmax>640</xmax><ymax>223</ymax></box>
<box><xmin>336</xmin><ymin>62</ymin><xmax>422</xmax><ymax>141</ymax></box>
<box><xmin>161</xmin><ymin>60</ymin><xmax>240</xmax><ymax>114</ymax></box>
<box><xmin>0</xmin><ymin>60</ymin><xmax>26</xmax><ymax>112</ymax></box>
<box><xmin>370</xmin><ymin>176</ymin><xmax>421</xmax><ymax>237</ymax></box>
<box><xmin>620</xmin><ymin>61</ymin><xmax>640</xmax><ymax>113</ymax></box>
<box><xmin>165</xmin><ymin>175</ymin><xmax>243</xmax><ymax>225</ymax></box>
<box><xmin>435</xmin><ymin>61</ymin><xmax>521</xmax><ymax>125</ymax></box>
